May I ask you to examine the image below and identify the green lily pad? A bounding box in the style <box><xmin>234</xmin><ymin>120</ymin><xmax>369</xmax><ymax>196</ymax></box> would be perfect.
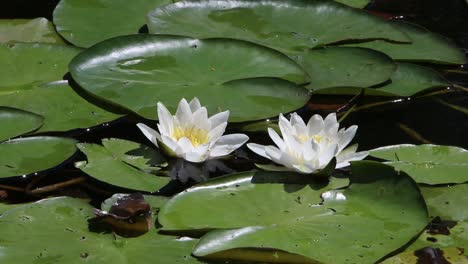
<box><xmin>0</xmin><ymin>197</ymin><xmax>201</xmax><ymax>263</ymax></box>
<box><xmin>0</xmin><ymin>18</ymin><xmax>65</xmax><ymax>44</ymax></box>
<box><xmin>69</xmin><ymin>35</ymin><xmax>309</xmax><ymax>122</ymax></box>
<box><xmin>147</xmin><ymin>0</ymin><xmax>410</xmax><ymax>54</ymax></box>
<box><xmin>0</xmin><ymin>107</ymin><xmax>43</xmax><ymax>142</ymax></box>
<box><xmin>370</xmin><ymin>144</ymin><xmax>468</xmax><ymax>184</ymax></box>
<box><xmin>420</xmin><ymin>184</ymin><xmax>468</xmax><ymax>222</ymax></box>
<box><xmin>159</xmin><ymin>161</ymin><xmax>428</xmax><ymax>264</ymax></box>
<box><xmin>382</xmin><ymin>246</ymin><xmax>467</xmax><ymax>264</ymax></box>
<box><xmin>402</xmin><ymin>221</ymin><xmax>468</xmax><ymax>257</ymax></box>
<box><xmin>0</xmin><ymin>81</ymin><xmax>122</xmax><ymax>133</ymax></box>
<box><xmin>0</xmin><ymin>43</ymin><xmax>80</xmax><ymax>94</ymax></box>
<box><xmin>77</xmin><ymin>138</ymin><xmax>169</xmax><ymax>192</ymax></box>
<box><xmin>0</xmin><ymin>202</ymin><xmax>24</xmax><ymax>215</ymax></box>
<box><xmin>295</xmin><ymin>47</ymin><xmax>395</xmax><ymax>90</ymax></box>
<box><xmin>348</xmin><ymin>21</ymin><xmax>468</xmax><ymax>65</ymax></box>
<box><xmin>53</xmin><ymin>0</ymin><xmax>172</xmax><ymax>48</ymax></box>
<box><xmin>335</xmin><ymin>0</ymin><xmax>371</xmax><ymax>8</ymax></box>
<box><xmin>0</xmin><ymin>136</ymin><xmax>77</xmax><ymax>178</ymax></box>
<box><xmin>375</xmin><ymin>63</ymin><xmax>450</xmax><ymax>97</ymax></box>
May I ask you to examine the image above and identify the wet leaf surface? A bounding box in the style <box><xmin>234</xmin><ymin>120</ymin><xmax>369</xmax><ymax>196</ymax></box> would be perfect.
<box><xmin>0</xmin><ymin>107</ymin><xmax>43</xmax><ymax>142</ymax></box>
<box><xmin>370</xmin><ymin>144</ymin><xmax>468</xmax><ymax>184</ymax></box>
<box><xmin>159</xmin><ymin>161</ymin><xmax>428</xmax><ymax>263</ymax></box>
<box><xmin>69</xmin><ymin>35</ymin><xmax>309</xmax><ymax>122</ymax></box>
<box><xmin>76</xmin><ymin>138</ymin><xmax>169</xmax><ymax>192</ymax></box>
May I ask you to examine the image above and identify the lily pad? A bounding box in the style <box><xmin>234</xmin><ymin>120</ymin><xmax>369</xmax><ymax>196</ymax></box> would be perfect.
<box><xmin>0</xmin><ymin>197</ymin><xmax>201</xmax><ymax>263</ymax></box>
<box><xmin>159</xmin><ymin>162</ymin><xmax>428</xmax><ymax>264</ymax></box>
<box><xmin>69</xmin><ymin>35</ymin><xmax>309</xmax><ymax>122</ymax></box>
<box><xmin>370</xmin><ymin>144</ymin><xmax>468</xmax><ymax>184</ymax></box>
<box><xmin>295</xmin><ymin>47</ymin><xmax>395</xmax><ymax>90</ymax></box>
<box><xmin>405</xmin><ymin>221</ymin><xmax>468</xmax><ymax>253</ymax></box>
<box><xmin>53</xmin><ymin>0</ymin><xmax>172</xmax><ymax>48</ymax></box>
<box><xmin>375</xmin><ymin>63</ymin><xmax>450</xmax><ymax>97</ymax></box>
<box><xmin>0</xmin><ymin>43</ymin><xmax>80</xmax><ymax>94</ymax></box>
<box><xmin>0</xmin><ymin>136</ymin><xmax>77</xmax><ymax>178</ymax></box>
<box><xmin>420</xmin><ymin>184</ymin><xmax>468</xmax><ymax>221</ymax></box>
<box><xmin>0</xmin><ymin>18</ymin><xmax>65</xmax><ymax>44</ymax></box>
<box><xmin>0</xmin><ymin>107</ymin><xmax>43</xmax><ymax>142</ymax></box>
<box><xmin>147</xmin><ymin>0</ymin><xmax>410</xmax><ymax>54</ymax></box>
<box><xmin>334</xmin><ymin>0</ymin><xmax>371</xmax><ymax>8</ymax></box>
<box><xmin>382</xmin><ymin>246</ymin><xmax>467</xmax><ymax>264</ymax></box>
<box><xmin>0</xmin><ymin>81</ymin><xmax>122</xmax><ymax>133</ymax></box>
<box><xmin>348</xmin><ymin>21</ymin><xmax>468</xmax><ymax>65</ymax></box>
<box><xmin>76</xmin><ymin>138</ymin><xmax>169</xmax><ymax>192</ymax></box>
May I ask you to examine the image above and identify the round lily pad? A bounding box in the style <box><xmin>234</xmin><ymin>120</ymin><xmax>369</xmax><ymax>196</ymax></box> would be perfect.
<box><xmin>0</xmin><ymin>42</ymin><xmax>80</xmax><ymax>94</ymax></box>
<box><xmin>76</xmin><ymin>138</ymin><xmax>169</xmax><ymax>192</ymax></box>
<box><xmin>69</xmin><ymin>35</ymin><xmax>310</xmax><ymax>122</ymax></box>
<box><xmin>0</xmin><ymin>197</ymin><xmax>201</xmax><ymax>263</ymax></box>
<box><xmin>0</xmin><ymin>136</ymin><xmax>78</xmax><ymax>178</ymax></box>
<box><xmin>0</xmin><ymin>18</ymin><xmax>65</xmax><ymax>44</ymax></box>
<box><xmin>0</xmin><ymin>107</ymin><xmax>43</xmax><ymax>142</ymax></box>
<box><xmin>53</xmin><ymin>0</ymin><xmax>172</xmax><ymax>48</ymax></box>
<box><xmin>370</xmin><ymin>144</ymin><xmax>468</xmax><ymax>184</ymax></box>
<box><xmin>159</xmin><ymin>161</ymin><xmax>428</xmax><ymax>263</ymax></box>
<box><xmin>0</xmin><ymin>81</ymin><xmax>122</xmax><ymax>133</ymax></box>
<box><xmin>147</xmin><ymin>0</ymin><xmax>410</xmax><ymax>54</ymax></box>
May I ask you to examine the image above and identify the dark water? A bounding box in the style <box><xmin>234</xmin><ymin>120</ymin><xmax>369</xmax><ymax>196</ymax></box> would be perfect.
<box><xmin>0</xmin><ymin>0</ymin><xmax>467</xmax><ymax>201</ymax></box>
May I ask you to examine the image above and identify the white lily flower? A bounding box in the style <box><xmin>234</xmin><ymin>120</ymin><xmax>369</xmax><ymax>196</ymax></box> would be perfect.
<box><xmin>247</xmin><ymin>113</ymin><xmax>368</xmax><ymax>174</ymax></box>
<box><xmin>137</xmin><ymin>98</ymin><xmax>249</xmax><ymax>163</ymax></box>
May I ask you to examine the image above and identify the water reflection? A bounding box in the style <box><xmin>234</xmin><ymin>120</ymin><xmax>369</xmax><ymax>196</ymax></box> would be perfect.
<box><xmin>167</xmin><ymin>158</ymin><xmax>235</xmax><ymax>184</ymax></box>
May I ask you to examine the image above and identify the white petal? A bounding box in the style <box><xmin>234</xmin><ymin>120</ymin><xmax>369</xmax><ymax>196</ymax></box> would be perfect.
<box><xmin>318</xmin><ymin>143</ymin><xmax>338</xmax><ymax>168</ymax></box>
<box><xmin>278</xmin><ymin>113</ymin><xmax>294</xmax><ymax>137</ymax></box>
<box><xmin>290</xmin><ymin>113</ymin><xmax>306</xmax><ymax>128</ymax></box>
<box><xmin>324</xmin><ymin>112</ymin><xmax>339</xmax><ymax>135</ymax></box>
<box><xmin>160</xmin><ymin>135</ymin><xmax>180</xmax><ymax>157</ymax></box>
<box><xmin>307</xmin><ymin>114</ymin><xmax>324</xmax><ymax>135</ymax></box>
<box><xmin>208</xmin><ymin>122</ymin><xmax>227</xmax><ymax>144</ymax></box>
<box><xmin>338</xmin><ymin>125</ymin><xmax>357</xmax><ymax>152</ymax></box>
<box><xmin>209</xmin><ymin>134</ymin><xmax>249</xmax><ymax>158</ymax></box>
<box><xmin>247</xmin><ymin>143</ymin><xmax>268</xmax><ymax>158</ymax></box>
<box><xmin>336</xmin><ymin>149</ymin><xmax>369</xmax><ymax>168</ymax></box>
<box><xmin>267</xmin><ymin>128</ymin><xmax>285</xmax><ymax>149</ymax></box>
<box><xmin>192</xmin><ymin>107</ymin><xmax>210</xmax><ymax>131</ymax></box>
<box><xmin>208</xmin><ymin>110</ymin><xmax>229</xmax><ymax>129</ymax></box>
<box><xmin>176</xmin><ymin>137</ymin><xmax>195</xmax><ymax>154</ymax></box>
<box><xmin>264</xmin><ymin>145</ymin><xmax>282</xmax><ymax>161</ymax></box>
<box><xmin>157</xmin><ymin>102</ymin><xmax>174</xmax><ymax>136</ymax></box>
<box><xmin>189</xmin><ymin>97</ymin><xmax>201</xmax><ymax>112</ymax></box>
<box><xmin>136</xmin><ymin>123</ymin><xmax>161</xmax><ymax>147</ymax></box>
<box><xmin>184</xmin><ymin>145</ymin><xmax>209</xmax><ymax>163</ymax></box>
<box><xmin>292</xmin><ymin>164</ymin><xmax>315</xmax><ymax>174</ymax></box>
<box><xmin>176</xmin><ymin>98</ymin><xmax>192</xmax><ymax>125</ymax></box>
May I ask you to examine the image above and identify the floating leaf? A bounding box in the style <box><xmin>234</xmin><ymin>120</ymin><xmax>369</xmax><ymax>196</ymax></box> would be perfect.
<box><xmin>405</xmin><ymin>221</ymin><xmax>468</xmax><ymax>253</ymax></box>
<box><xmin>0</xmin><ymin>197</ymin><xmax>201</xmax><ymax>263</ymax></box>
<box><xmin>295</xmin><ymin>47</ymin><xmax>395</xmax><ymax>90</ymax></box>
<box><xmin>375</xmin><ymin>63</ymin><xmax>450</xmax><ymax>96</ymax></box>
<box><xmin>77</xmin><ymin>138</ymin><xmax>169</xmax><ymax>192</ymax></box>
<box><xmin>0</xmin><ymin>107</ymin><xmax>43</xmax><ymax>142</ymax></box>
<box><xmin>421</xmin><ymin>184</ymin><xmax>468</xmax><ymax>221</ymax></box>
<box><xmin>53</xmin><ymin>0</ymin><xmax>172</xmax><ymax>48</ymax></box>
<box><xmin>382</xmin><ymin>246</ymin><xmax>467</xmax><ymax>264</ymax></box>
<box><xmin>0</xmin><ymin>43</ymin><xmax>80</xmax><ymax>94</ymax></box>
<box><xmin>159</xmin><ymin>162</ymin><xmax>428</xmax><ymax>263</ymax></box>
<box><xmin>334</xmin><ymin>0</ymin><xmax>371</xmax><ymax>8</ymax></box>
<box><xmin>0</xmin><ymin>137</ymin><xmax>77</xmax><ymax>178</ymax></box>
<box><xmin>370</xmin><ymin>144</ymin><xmax>468</xmax><ymax>184</ymax></box>
<box><xmin>0</xmin><ymin>81</ymin><xmax>122</xmax><ymax>133</ymax></box>
<box><xmin>0</xmin><ymin>18</ymin><xmax>65</xmax><ymax>44</ymax></box>
<box><xmin>147</xmin><ymin>0</ymin><xmax>410</xmax><ymax>54</ymax></box>
<box><xmin>348</xmin><ymin>21</ymin><xmax>468</xmax><ymax>65</ymax></box>
<box><xmin>69</xmin><ymin>35</ymin><xmax>309</xmax><ymax>122</ymax></box>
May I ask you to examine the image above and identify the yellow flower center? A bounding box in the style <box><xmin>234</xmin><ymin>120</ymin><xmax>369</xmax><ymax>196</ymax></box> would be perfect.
<box><xmin>296</xmin><ymin>134</ymin><xmax>322</xmax><ymax>144</ymax></box>
<box><xmin>172</xmin><ymin>126</ymin><xmax>209</xmax><ymax>147</ymax></box>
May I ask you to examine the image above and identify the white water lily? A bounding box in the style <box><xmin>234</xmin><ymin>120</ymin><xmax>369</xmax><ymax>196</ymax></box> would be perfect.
<box><xmin>137</xmin><ymin>98</ymin><xmax>249</xmax><ymax>163</ymax></box>
<box><xmin>247</xmin><ymin>112</ymin><xmax>368</xmax><ymax>174</ymax></box>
